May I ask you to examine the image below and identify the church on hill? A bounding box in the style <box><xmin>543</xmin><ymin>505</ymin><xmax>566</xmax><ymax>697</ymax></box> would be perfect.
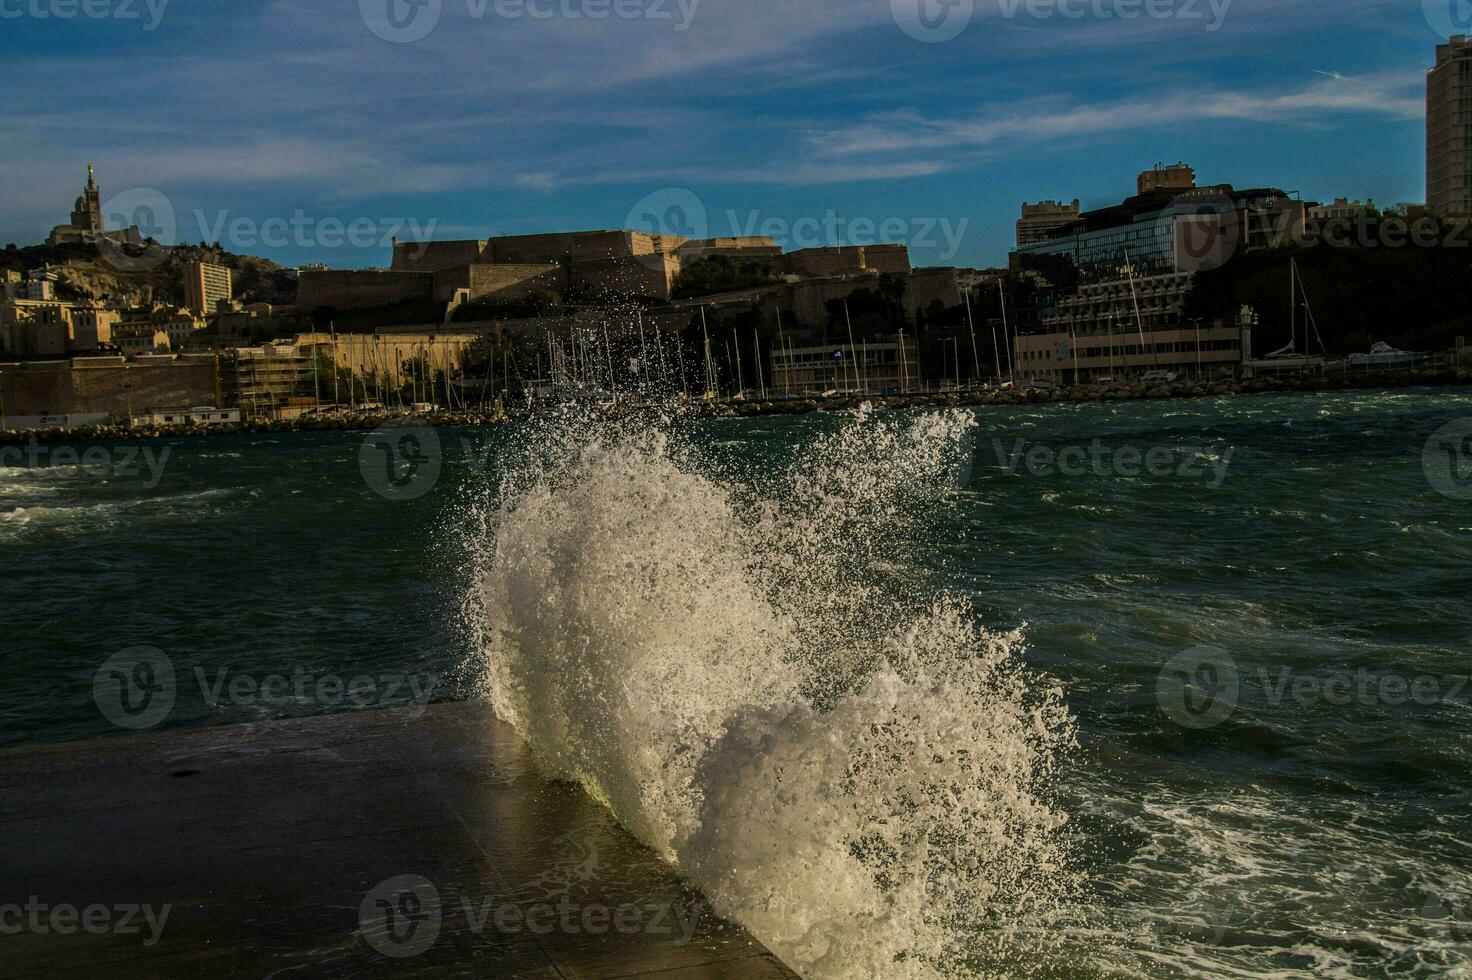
<box><xmin>47</xmin><ymin>165</ymin><xmax>146</xmax><ymax>247</ymax></box>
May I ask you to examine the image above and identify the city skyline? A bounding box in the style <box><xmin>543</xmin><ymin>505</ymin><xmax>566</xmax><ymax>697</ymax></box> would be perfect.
<box><xmin>0</xmin><ymin>0</ymin><xmax>1452</xmax><ymax>269</ymax></box>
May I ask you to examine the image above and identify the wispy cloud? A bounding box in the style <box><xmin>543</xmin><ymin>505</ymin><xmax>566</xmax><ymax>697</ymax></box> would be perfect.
<box><xmin>811</xmin><ymin>75</ymin><xmax>1425</xmax><ymax>158</ymax></box>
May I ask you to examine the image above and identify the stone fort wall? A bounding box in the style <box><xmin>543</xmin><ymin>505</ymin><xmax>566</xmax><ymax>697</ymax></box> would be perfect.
<box><xmin>1</xmin><ymin>356</ymin><xmax>218</xmax><ymax>418</ymax></box>
<box><xmin>297</xmin><ymin>271</ymin><xmax>435</xmax><ymax>311</ymax></box>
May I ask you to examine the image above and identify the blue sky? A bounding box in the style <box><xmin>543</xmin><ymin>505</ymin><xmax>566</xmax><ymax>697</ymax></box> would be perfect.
<box><xmin>0</xmin><ymin>0</ymin><xmax>1450</xmax><ymax>269</ymax></box>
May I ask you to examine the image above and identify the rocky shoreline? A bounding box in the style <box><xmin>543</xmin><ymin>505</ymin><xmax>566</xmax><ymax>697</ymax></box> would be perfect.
<box><xmin>3</xmin><ymin>366</ymin><xmax>1471</xmax><ymax>446</ymax></box>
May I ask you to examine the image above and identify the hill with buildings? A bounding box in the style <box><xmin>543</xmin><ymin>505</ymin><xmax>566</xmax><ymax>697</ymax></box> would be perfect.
<box><xmin>0</xmin><ymin>241</ymin><xmax>291</xmax><ymax>310</ymax></box>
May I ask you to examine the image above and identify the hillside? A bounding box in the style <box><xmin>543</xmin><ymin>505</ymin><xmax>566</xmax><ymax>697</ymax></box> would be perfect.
<box><xmin>0</xmin><ymin>241</ymin><xmax>296</xmax><ymax>309</ymax></box>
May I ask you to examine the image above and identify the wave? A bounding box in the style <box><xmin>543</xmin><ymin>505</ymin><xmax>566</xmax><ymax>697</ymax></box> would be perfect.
<box><xmin>0</xmin><ymin>488</ymin><xmax>240</xmax><ymax>540</ymax></box>
<box><xmin>459</xmin><ymin>406</ymin><xmax>1079</xmax><ymax>978</ymax></box>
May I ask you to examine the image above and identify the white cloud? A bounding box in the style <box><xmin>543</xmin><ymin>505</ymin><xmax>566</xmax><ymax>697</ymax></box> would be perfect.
<box><xmin>810</xmin><ymin>75</ymin><xmax>1425</xmax><ymax>158</ymax></box>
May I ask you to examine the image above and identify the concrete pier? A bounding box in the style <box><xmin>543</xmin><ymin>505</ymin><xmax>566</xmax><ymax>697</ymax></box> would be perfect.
<box><xmin>0</xmin><ymin>702</ymin><xmax>796</xmax><ymax>978</ymax></box>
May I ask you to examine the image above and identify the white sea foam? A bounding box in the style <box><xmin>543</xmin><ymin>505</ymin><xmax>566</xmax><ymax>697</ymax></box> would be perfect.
<box><xmin>460</xmin><ymin>407</ymin><xmax>1079</xmax><ymax>978</ymax></box>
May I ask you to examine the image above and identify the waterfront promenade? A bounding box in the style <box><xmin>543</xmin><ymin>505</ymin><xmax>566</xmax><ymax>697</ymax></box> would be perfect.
<box><xmin>2</xmin><ymin>365</ymin><xmax>1470</xmax><ymax>446</ymax></box>
<box><xmin>0</xmin><ymin>702</ymin><xmax>795</xmax><ymax>978</ymax></box>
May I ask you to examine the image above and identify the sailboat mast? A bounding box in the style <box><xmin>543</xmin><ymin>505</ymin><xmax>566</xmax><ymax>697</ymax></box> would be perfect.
<box><xmin>753</xmin><ymin>329</ymin><xmax>764</xmax><ymax>398</ymax></box>
<box><xmin>844</xmin><ymin>300</ymin><xmax>863</xmax><ymax>393</ymax></box>
<box><xmin>700</xmin><ymin>306</ymin><xmax>714</xmax><ymax>397</ymax></box>
<box><xmin>1123</xmin><ymin>249</ymin><xmax>1156</xmax><ymax>370</ymax></box>
<box><xmin>732</xmin><ymin>328</ymin><xmax>744</xmax><ymax>396</ymax></box>
<box><xmin>776</xmin><ymin>308</ymin><xmax>790</xmax><ymax>396</ymax></box>
<box><xmin>964</xmin><ymin>288</ymin><xmax>981</xmax><ymax>383</ymax></box>
<box><xmin>998</xmin><ymin>281</ymin><xmax>1015</xmax><ymax>382</ymax></box>
<box><xmin>1290</xmin><ymin>258</ymin><xmax>1297</xmax><ymax>358</ymax></box>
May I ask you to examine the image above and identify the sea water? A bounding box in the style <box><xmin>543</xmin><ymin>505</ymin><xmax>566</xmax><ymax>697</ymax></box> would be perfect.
<box><xmin>4</xmin><ymin>389</ymin><xmax>1471</xmax><ymax>975</ymax></box>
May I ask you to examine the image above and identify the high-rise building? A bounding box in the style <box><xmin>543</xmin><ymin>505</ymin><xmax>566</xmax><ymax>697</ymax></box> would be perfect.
<box><xmin>1428</xmin><ymin>35</ymin><xmax>1472</xmax><ymax>216</ymax></box>
<box><xmin>183</xmin><ymin>261</ymin><xmax>233</xmax><ymax>314</ymax></box>
<box><xmin>1016</xmin><ymin>200</ymin><xmax>1081</xmax><ymax>248</ymax></box>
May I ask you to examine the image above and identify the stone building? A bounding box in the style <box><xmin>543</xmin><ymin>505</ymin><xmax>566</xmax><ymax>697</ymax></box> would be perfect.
<box><xmin>0</xmin><ymin>354</ymin><xmax>219</xmax><ymax>421</ymax></box>
<box><xmin>768</xmin><ymin>334</ymin><xmax>922</xmax><ymax>395</ymax></box>
<box><xmin>0</xmin><ymin>299</ymin><xmax>122</xmax><ymax>357</ymax></box>
<box><xmin>390</xmin><ymin>230</ymin><xmax>687</xmax><ymax>302</ymax></box>
<box><xmin>46</xmin><ymin>165</ymin><xmax>146</xmax><ymax>247</ymax></box>
<box><xmin>1016</xmin><ymin>200</ymin><xmax>1081</xmax><ymax>248</ymax></box>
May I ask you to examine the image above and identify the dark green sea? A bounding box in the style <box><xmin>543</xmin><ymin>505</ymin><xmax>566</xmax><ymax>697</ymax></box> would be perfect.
<box><xmin>3</xmin><ymin>389</ymin><xmax>1470</xmax><ymax>976</ymax></box>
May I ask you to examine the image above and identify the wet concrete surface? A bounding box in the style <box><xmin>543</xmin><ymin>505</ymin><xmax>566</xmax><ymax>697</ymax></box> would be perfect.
<box><xmin>0</xmin><ymin>702</ymin><xmax>797</xmax><ymax>978</ymax></box>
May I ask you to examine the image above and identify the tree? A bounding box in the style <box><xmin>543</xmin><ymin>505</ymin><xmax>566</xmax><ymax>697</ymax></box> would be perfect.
<box><xmin>672</xmin><ymin>255</ymin><xmax>781</xmax><ymax>300</ymax></box>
